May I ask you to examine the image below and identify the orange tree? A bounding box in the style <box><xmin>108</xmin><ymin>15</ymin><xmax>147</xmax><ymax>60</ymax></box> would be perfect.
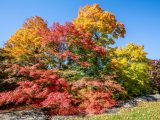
<box><xmin>3</xmin><ymin>16</ymin><xmax>49</xmax><ymax>66</ymax></box>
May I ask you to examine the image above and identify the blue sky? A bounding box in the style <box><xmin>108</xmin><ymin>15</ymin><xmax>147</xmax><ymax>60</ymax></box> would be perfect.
<box><xmin>0</xmin><ymin>0</ymin><xmax>160</xmax><ymax>59</ymax></box>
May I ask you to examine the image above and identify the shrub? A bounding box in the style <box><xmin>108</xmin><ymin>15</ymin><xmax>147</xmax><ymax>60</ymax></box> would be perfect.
<box><xmin>71</xmin><ymin>77</ymin><xmax>125</xmax><ymax>114</ymax></box>
<box><xmin>0</xmin><ymin>65</ymin><xmax>120</xmax><ymax>115</ymax></box>
<box><xmin>150</xmin><ymin>59</ymin><xmax>160</xmax><ymax>93</ymax></box>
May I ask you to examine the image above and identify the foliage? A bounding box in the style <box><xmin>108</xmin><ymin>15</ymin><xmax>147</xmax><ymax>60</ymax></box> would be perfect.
<box><xmin>23</xmin><ymin>16</ymin><xmax>48</xmax><ymax>33</ymax></box>
<box><xmin>110</xmin><ymin>43</ymin><xmax>151</xmax><ymax>97</ymax></box>
<box><xmin>0</xmin><ymin>64</ymin><xmax>71</xmax><ymax>112</ymax></box>
<box><xmin>73</xmin><ymin>4</ymin><xmax>126</xmax><ymax>46</ymax></box>
<box><xmin>0</xmin><ymin>62</ymin><xmax>21</xmax><ymax>92</ymax></box>
<box><xmin>71</xmin><ymin>77</ymin><xmax>125</xmax><ymax>114</ymax></box>
<box><xmin>0</xmin><ymin>64</ymin><xmax>119</xmax><ymax>115</ymax></box>
<box><xmin>40</xmin><ymin>22</ymin><xmax>110</xmax><ymax>77</ymax></box>
<box><xmin>3</xmin><ymin>16</ymin><xmax>48</xmax><ymax>65</ymax></box>
<box><xmin>4</xmin><ymin>28</ymin><xmax>41</xmax><ymax>64</ymax></box>
<box><xmin>39</xmin><ymin>4</ymin><xmax>126</xmax><ymax>76</ymax></box>
<box><xmin>72</xmin><ymin>76</ymin><xmax>125</xmax><ymax>98</ymax></box>
<box><xmin>0</xmin><ymin>4</ymin><xmax>154</xmax><ymax>116</ymax></box>
<box><xmin>0</xmin><ymin>49</ymin><xmax>10</xmax><ymax>62</ymax></box>
<box><xmin>150</xmin><ymin>60</ymin><xmax>160</xmax><ymax>93</ymax></box>
<box><xmin>0</xmin><ymin>49</ymin><xmax>11</xmax><ymax>79</ymax></box>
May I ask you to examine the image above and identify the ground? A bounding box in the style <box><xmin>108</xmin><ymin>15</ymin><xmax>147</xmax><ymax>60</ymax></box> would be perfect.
<box><xmin>70</xmin><ymin>101</ymin><xmax>160</xmax><ymax>120</ymax></box>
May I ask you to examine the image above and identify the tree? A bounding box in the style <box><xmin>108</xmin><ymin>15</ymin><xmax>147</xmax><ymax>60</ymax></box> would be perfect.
<box><xmin>23</xmin><ymin>16</ymin><xmax>48</xmax><ymax>33</ymax></box>
<box><xmin>111</xmin><ymin>43</ymin><xmax>151</xmax><ymax>97</ymax></box>
<box><xmin>3</xmin><ymin>28</ymin><xmax>43</xmax><ymax>65</ymax></box>
<box><xmin>3</xmin><ymin>16</ymin><xmax>48</xmax><ymax>65</ymax></box>
<box><xmin>40</xmin><ymin>22</ymin><xmax>110</xmax><ymax>77</ymax></box>
<box><xmin>73</xmin><ymin>4</ymin><xmax>126</xmax><ymax>47</ymax></box>
<box><xmin>71</xmin><ymin>4</ymin><xmax>126</xmax><ymax>78</ymax></box>
<box><xmin>40</xmin><ymin>3</ymin><xmax>127</xmax><ymax>76</ymax></box>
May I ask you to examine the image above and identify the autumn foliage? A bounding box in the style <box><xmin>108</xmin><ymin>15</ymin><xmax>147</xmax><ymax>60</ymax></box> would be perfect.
<box><xmin>0</xmin><ymin>4</ymin><xmax>153</xmax><ymax>116</ymax></box>
<box><xmin>110</xmin><ymin>43</ymin><xmax>151</xmax><ymax>97</ymax></box>
<box><xmin>0</xmin><ymin>64</ymin><xmax>121</xmax><ymax>115</ymax></box>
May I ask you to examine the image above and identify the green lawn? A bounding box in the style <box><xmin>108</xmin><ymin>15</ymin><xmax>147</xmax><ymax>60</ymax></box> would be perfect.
<box><xmin>69</xmin><ymin>101</ymin><xmax>160</xmax><ymax>120</ymax></box>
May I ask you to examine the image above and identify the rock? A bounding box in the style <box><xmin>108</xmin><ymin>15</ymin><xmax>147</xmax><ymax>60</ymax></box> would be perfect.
<box><xmin>105</xmin><ymin>94</ymin><xmax>160</xmax><ymax>114</ymax></box>
<box><xmin>122</xmin><ymin>100</ymin><xmax>137</xmax><ymax>108</ymax></box>
<box><xmin>0</xmin><ymin>109</ymin><xmax>48</xmax><ymax>120</ymax></box>
<box><xmin>133</xmin><ymin>94</ymin><xmax>160</xmax><ymax>102</ymax></box>
<box><xmin>147</xmin><ymin>94</ymin><xmax>160</xmax><ymax>101</ymax></box>
<box><xmin>50</xmin><ymin>115</ymin><xmax>78</xmax><ymax>120</ymax></box>
<box><xmin>105</xmin><ymin>107</ymin><xmax>120</xmax><ymax>114</ymax></box>
<box><xmin>134</xmin><ymin>97</ymin><xmax>146</xmax><ymax>102</ymax></box>
<box><xmin>0</xmin><ymin>109</ymin><xmax>78</xmax><ymax>120</ymax></box>
<box><xmin>116</xmin><ymin>100</ymin><xmax>137</xmax><ymax>108</ymax></box>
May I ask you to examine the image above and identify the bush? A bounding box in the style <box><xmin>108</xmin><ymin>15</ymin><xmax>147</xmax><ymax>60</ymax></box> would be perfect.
<box><xmin>150</xmin><ymin>59</ymin><xmax>160</xmax><ymax>93</ymax></box>
<box><xmin>0</xmin><ymin>65</ymin><xmax>120</xmax><ymax>115</ymax></box>
<box><xmin>71</xmin><ymin>77</ymin><xmax>125</xmax><ymax>114</ymax></box>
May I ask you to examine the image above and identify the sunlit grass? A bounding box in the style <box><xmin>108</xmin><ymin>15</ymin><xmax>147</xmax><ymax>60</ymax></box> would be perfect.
<box><xmin>68</xmin><ymin>101</ymin><xmax>160</xmax><ymax>120</ymax></box>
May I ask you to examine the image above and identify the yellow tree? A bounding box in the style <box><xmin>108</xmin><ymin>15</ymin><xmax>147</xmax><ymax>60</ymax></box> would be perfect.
<box><xmin>23</xmin><ymin>16</ymin><xmax>48</xmax><ymax>33</ymax></box>
<box><xmin>73</xmin><ymin>4</ymin><xmax>126</xmax><ymax>46</ymax></box>
<box><xmin>4</xmin><ymin>28</ymin><xmax>41</xmax><ymax>64</ymax></box>
<box><xmin>3</xmin><ymin>16</ymin><xmax>48</xmax><ymax>65</ymax></box>
<box><xmin>111</xmin><ymin>43</ymin><xmax>151</xmax><ymax>97</ymax></box>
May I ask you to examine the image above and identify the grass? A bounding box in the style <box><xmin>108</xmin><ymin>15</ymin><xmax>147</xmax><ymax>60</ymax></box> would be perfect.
<box><xmin>68</xmin><ymin>101</ymin><xmax>160</xmax><ymax>120</ymax></box>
